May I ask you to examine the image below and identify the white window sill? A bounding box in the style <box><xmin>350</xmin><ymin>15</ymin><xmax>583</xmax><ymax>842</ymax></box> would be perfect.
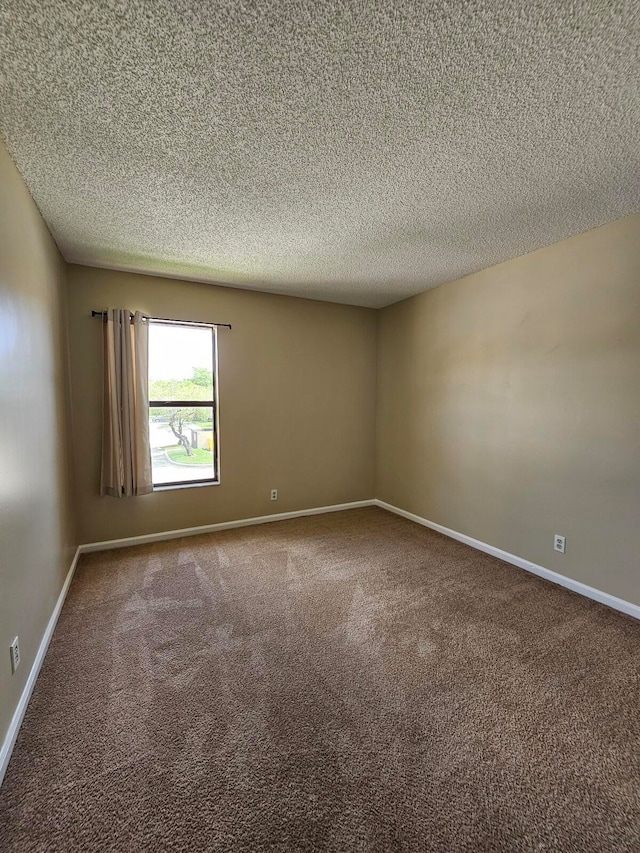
<box><xmin>153</xmin><ymin>480</ymin><xmax>220</xmax><ymax>492</ymax></box>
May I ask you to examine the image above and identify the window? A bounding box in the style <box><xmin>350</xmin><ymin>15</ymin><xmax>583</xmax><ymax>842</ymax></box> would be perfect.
<box><xmin>148</xmin><ymin>320</ymin><xmax>219</xmax><ymax>487</ymax></box>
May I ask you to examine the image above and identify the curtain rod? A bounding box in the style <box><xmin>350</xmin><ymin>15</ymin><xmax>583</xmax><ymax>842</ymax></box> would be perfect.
<box><xmin>91</xmin><ymin>310</ymin><xmax>231</xmax><ymax>329</ymax></box>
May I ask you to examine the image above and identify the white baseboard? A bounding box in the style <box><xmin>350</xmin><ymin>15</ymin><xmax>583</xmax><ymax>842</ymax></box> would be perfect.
<box><xmin>0</xmin><ymin>546</ymin><xmax>82</xmax><ymax>787</ymax></box>
<box><xmin>3</xmin><ymin>497</ymin><xmax>635</xmax><ymax>788</ymax></box>
<box><xmin>374</xmin><ymin>500</ymin><xmax>640</xmax><ymax>621</ymax></box>
<box><xmin>79</xmin><ymin>499</ymin><xmax>377</xmax><ymax>553</ymax></box>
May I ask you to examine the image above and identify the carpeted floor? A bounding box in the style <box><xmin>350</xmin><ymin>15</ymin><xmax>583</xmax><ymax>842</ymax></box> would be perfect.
<box><xmin>1</xmin><ymin>507</ymin><xmax>639</xmax><ymax>852</ymax></box>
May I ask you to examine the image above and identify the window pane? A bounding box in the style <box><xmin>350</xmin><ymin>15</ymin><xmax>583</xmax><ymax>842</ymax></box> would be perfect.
<box><xmin>150</xmin><ymin>406</ymin><xmax>215</xmax><ymax>485</ymax></box>
<box><xmin>148</xmin><ymin>323</ymin><xmax>214</xmax><ymax>402</ymax></box>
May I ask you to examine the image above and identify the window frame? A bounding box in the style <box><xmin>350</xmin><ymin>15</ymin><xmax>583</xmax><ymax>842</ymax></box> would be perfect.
<box><xmin>148</xmin><ymin>318</ymin><xmax>220</xmax><ymax>490</ymax></box>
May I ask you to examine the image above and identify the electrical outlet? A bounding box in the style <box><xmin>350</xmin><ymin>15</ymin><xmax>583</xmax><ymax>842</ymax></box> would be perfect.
<box><xmin>270</xmin><ymin>489</ymin><xmax>278</xmax><ymax>501</ymax></box>
<box><xmin>9</xmin><ymin>636</ymin><xmax>20</xmax><ymax>674</ymax></box>
<box><xmin>553</xmin><ymin>534</ymin><xmax>566</xmax><ymax>554</ymax></box>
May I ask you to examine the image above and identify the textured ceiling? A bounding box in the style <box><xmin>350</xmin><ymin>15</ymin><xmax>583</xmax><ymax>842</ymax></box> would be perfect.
<box><xmin>1</xmin><ymin>1</ymin><xmax>639</xmax><ymax>308</ymax></box>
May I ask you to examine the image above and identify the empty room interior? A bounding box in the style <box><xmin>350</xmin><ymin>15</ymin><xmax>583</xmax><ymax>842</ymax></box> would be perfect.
<box><xmin>0</xmin><ymin>1</ymin><xmax>639</xmax><ymax>850</ymax></box>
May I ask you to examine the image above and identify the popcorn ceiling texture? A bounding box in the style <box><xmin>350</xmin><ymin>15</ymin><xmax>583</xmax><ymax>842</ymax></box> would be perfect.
<box><xmin>1</xmin><ymin>0</ymin><xmax>639</xmax><ymax>307</ymax></box>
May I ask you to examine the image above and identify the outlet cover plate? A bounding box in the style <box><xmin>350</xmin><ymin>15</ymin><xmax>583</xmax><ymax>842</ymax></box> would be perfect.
<box><xmin>9</xmin><ymin>636</ymin><xmax>20</xmax><ymax>673</ymax></box>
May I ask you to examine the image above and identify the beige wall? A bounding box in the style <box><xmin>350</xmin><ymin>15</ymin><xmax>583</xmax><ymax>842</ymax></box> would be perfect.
<box><xmin>376</xmin><ymin>214</ymin><xmax>640</xmax><ymax>605</ymax></box>
<box><xmin>0</xmin><ymin>142</ymin><xmax>76</xmax><ymax>746</ymax></box>
<box><xmin>66</xmin><ymin>266</ymin><xmax>377</xmax><ymax>543</ymax></box>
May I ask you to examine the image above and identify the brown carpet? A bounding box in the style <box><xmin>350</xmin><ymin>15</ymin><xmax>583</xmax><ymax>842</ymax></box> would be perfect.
<box><xmin>1</xmin><ymin>507</ymin><xmax>639</xmax><ymax>852</ymax></box>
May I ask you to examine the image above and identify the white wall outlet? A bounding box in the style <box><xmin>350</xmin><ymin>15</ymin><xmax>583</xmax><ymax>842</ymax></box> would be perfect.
<box><xmin>9</xmin><ymin>636</ymin><xmax>20</xmax><ymax>674</ymax></box>
<box><xmin>554</xmin><ymin>534</ymin><xmax>566</xmax><ymax>554</ymax></box>
<box><xmin>270</xmin><ymin>489</ymin><xmax>278</xmax><ymax>501</ymax></box>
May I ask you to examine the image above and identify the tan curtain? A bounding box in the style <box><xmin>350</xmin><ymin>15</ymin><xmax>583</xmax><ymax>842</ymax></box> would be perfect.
<box><xmin>100</xmin><ymin>309</ymin><xmax>153</xmax><ymax>497</ymax></box>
